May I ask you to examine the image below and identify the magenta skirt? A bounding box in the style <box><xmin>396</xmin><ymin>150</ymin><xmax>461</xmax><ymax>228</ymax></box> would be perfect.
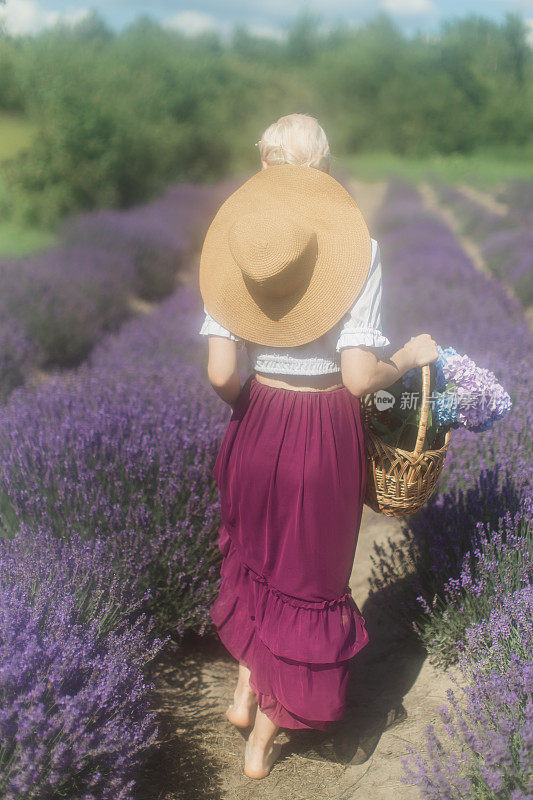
<box><xmin>210</xmin><ymin>374</ymin><xmax>370</xmax><ymax>731</ymax></box>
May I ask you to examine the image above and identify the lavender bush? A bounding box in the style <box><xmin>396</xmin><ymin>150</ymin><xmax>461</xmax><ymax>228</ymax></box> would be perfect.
<box><xmin>0</xmin><ymin>525</ymin><xmax>167</xmax><ymax>800</ymax></box>
<box><xmin>0</xmin><ymin>172</ymin><xmax>248</xmax><ymax>795</ymax></box>
<box><xmin>0</xmin><ymin>319</ymin><xmax>42</xmax><ymax>403</ymax></box>
<box><xmin>59</xmin><ymin>183</ymin><xmax>221</xmax><ymax>301</ymax></box>
<box><xmin>368</xmin><ymin>180</ymin><xmax>532</xmax><ymax>642</ymax></box>
<box><xmin>368</xmin><ymin>178</ymin><xmax>532</xmax><ymax>798</ymax></box>
<box><xmin>0</xmin><ymin>284</ymin><xmax>235</xmax><ymax>796</ymax></box>
<box><xmin>433</xmin><ymin>182</ymin><xmax>509</xmax><ymax>240</ymax></box>
<box><xmin>482</xmin><ymin>226</ymin><xmax>533</xmax><ymax>308</ymax></box>
<box><xmin>413</xmin><ymin>507</ymin><xmax>532</xmax><ymax>668</ymax></box>
<box><xmin>0</xmin><ymin>177</ymin><xmax>239</xmax><ymax>398</ymax></box>
<box><xmin>0</xmin><ymin>243</ymin><xmax>134</xmax><ymax>368</ymax></box>
<box><xmin>0</xmin><ymin>288</ymin><xmax>230</xmax><ymax>637</ymax></box>
<box><xmin>401</xmin><ymin>584</ymin><xmax>533</xmax><ymax>800</ymax></box>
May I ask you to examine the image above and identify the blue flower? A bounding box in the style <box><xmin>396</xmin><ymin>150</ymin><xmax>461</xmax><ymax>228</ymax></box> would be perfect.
<box><xmin>433</xmin><ymin>390</ymin><xmax>460</xmax><ymax>428</ymax></box>
<box><xmin>435</xmin><ymin>345</ymin><xmax>458</xmax><ymax>393</ymax></box>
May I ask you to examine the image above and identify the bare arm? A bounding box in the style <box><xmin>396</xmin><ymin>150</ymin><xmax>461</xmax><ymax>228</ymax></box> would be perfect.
<box><xmin>341</xmin><ymin>333</ymin><xmax>439</xmax><ymax>397</ymax></box>
<box><xmin>206</xmin><ymin>336</ymin><xmax>242</xmax><ymax>409</ymax></box>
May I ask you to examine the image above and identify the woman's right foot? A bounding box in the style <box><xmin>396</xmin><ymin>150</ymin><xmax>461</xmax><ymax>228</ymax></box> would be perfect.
<box><xmin>244</xmin><ymin>730</ymin><xmax>282</xmax><ymax>779</ymax></box>
<box><xmin>226</xmin><ymin>683</ymin><xmax>258</xmax><ymax>728</ymax></box>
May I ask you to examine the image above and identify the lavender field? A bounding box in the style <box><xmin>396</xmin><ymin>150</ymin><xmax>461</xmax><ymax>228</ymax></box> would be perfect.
<box><xmin>431</xmin><ymin>181</ymin><xmax>533</xmax><ymax>312</ymax></box>
<box><xmin>0</xmin><ymin>177</ymin><xmax>239</xmax><ymax>400</ymax></box>
<box><xmin>369</xmin><ymin>180</ymin><xmax>532</xmax><ymax>800</ymax></box>
<box><xmin>0</xmin><ymin>173</ymin><xmax>530</xmax><ymax>798</ymax></box>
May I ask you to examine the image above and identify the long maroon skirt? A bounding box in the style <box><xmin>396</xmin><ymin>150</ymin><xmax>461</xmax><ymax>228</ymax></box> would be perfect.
<box><xmin>210</xmin><ymin>373</ymin><xmax>370</xmax><ymax>731</ymax></box>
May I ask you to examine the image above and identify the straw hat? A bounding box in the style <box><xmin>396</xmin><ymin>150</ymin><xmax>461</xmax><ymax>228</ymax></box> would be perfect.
<box><xmin>199</xmin><ymin>163</ymin><xmax>372</xmax><ymax>348</ymax></box>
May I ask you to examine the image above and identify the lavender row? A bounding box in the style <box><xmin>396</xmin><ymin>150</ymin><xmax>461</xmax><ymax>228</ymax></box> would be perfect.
<box><xmin>0</xmin><ymin>178</ymin><xmax>237</xmax><ymax>401</ymax></box>
<box><xmin>0</xmin><ymin>286</ymin><xmax>230</xmax><ymax>633</ymax></box>
<box><xmin>0</xmin><ymin>526</ymin><xmax>168</xmax><ymax>799</ymax></box>
<box><xmin>432</xmin><ymin>181</ymin><xmax>533</xmax><ymax>309</ymax></box>
<box><xmin>402</xmin><ymin>509</ymin><xmax>532</xmax><ymax>800</ymax></box>
<box><xmin>369</xmin><ymin>180</ymin><xmax>532</xmax><ymax>798</ymax></box>
<box><xmin>0</xmin><ymin>281</ymin><xmax>234</xmax><ymax>796</ymax></box>
<box><xmin>370</xmin><ymin>179</ymin><xmax>531</xmax><ymax>628</ymax></box>
<box><xmin>402</xmin><ymin>576</ymin><xmax>532</xmax><ymax>800</ymax></box>
<box><xmin>494</xmin><ymin>179</ymin><xmax>533</xmax><ymax>224</ymax></box>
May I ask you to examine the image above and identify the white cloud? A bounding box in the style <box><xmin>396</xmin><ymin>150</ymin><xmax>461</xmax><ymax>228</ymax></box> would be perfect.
<box><xmin>0</xmin><ymin>0</ymin><xmax>90</xmax><ymax>35</ymax></box>
<box><xmin>380</xmin><ymin>0</ymin><xmax>437</xmax><ymax>15</ymax></box>
<box><xmin>162</xmin><ymin>10</ymin><xmax>287</xmax><ymax>40</ymax></box>
<box><xmin>501</xmin><ymin>0</ymin><xmax>533</xmax><ymax>8</ymax></box>
<box><xmin>162</xmin><ymin>10</ymin><xmax>230</xmax><ymax>36</ymax></box>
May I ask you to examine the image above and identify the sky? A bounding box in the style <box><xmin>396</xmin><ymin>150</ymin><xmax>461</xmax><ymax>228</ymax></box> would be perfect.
<box><xmin>1</xmin><ymin>0</ymin><xmax>532</xmax><ymax>41</ymax></box>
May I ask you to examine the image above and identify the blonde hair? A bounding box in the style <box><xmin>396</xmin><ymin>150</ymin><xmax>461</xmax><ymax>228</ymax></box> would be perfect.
<box><xmin>257</xmin><ymin>114</ymin><xmax>331</xmax><ymax>172</ymax></box>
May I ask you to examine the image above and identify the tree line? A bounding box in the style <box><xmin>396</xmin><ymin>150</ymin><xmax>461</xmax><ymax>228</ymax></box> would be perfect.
<box><xmin>0</xmin><ymin>10</ymin><xmax>531</xmax><ymax>227</ymax></box>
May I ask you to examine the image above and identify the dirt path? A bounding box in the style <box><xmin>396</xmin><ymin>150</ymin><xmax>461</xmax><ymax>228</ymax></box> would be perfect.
<box><xmin>139</xmin><ymin>504</ymin><xmax>462</xmax><ymax>800</ymax></box>
<box><xmin>418</xmin><ymin>182</ymin><xmax>494</xmax><ymax>281</ymax></box>
<box><xmin>455</xmin><ymin>182</ymin><xmax>508</xmax><ymax>216</ymax></box>
<box><xmin>349</xmin><ymin>179</ymin><xmax>388</xmax><ymax>236</ymax></box>
<box><xmin>137</xmin><ymin>181</ymin><xmax>463</xmax><ymax>800</ymax></box>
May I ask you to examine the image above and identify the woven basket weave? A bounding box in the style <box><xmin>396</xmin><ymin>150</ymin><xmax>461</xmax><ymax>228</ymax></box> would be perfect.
<box><xmin>361</xmin><ymin>364</ymin><xmax>452</xmax><ymax>518</ymax></box>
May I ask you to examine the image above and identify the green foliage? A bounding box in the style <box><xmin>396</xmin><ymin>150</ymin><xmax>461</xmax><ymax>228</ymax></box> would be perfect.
<box><xmin>339</xmin><ymin>145</ymin><xmax>533</xmax><ymax>187</ymax></box>
<box><xmin>0</xmin><ymin>9</ymin><xmax>531</xmax><ymax>227</ymax></box>
<box><xmin>365</xmin><ymin>364</ymin><xmax>449</xmax><ymax>452</ymax></box>
<box><xmin>0</xmin><ymin>111</ymin><xmax>35</xmax><ymax>160</ymax></box>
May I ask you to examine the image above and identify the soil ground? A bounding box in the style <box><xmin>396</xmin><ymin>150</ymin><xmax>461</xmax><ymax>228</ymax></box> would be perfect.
<box><xmin>137</xmin><ymin>503</ymin><xmax>462</xmax><ymax>800</ymax></box>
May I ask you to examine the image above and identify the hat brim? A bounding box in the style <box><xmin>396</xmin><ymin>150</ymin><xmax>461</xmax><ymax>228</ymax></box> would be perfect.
<box><xmin>199</xmin><ymin>164</ymin><xmax>371</xmax><ymax>348</ymax></box>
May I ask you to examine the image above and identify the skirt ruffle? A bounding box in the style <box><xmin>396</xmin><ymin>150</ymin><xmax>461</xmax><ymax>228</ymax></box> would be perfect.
<box><xmin>211</xmin><ymin>524</ymin><xmax>370</xmax><ymax>730</ymax></box>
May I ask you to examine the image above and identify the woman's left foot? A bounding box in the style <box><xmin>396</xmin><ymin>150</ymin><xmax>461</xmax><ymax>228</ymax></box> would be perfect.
<box><xmin>226</xmin><ymin>684</ymin><xmax>258</xmax><ymax>728</ymax></box>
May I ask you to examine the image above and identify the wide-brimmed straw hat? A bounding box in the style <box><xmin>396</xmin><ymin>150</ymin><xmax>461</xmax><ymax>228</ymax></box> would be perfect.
<box><xmin>199</xmin><ymin>163</ymin><xmax>372</xmax><ymax>348</ymax></box>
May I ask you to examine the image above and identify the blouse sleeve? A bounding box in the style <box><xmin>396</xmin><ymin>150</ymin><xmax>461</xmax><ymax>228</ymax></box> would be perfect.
<box><xmin>335</xmin><ymin>239</ymin><xmax>391</xmax><ymax>352</ymax></box>
<box><xmin>198</xmin><ymin>303</ymin><xmax>242</xmax><ymax>342</ymax></box>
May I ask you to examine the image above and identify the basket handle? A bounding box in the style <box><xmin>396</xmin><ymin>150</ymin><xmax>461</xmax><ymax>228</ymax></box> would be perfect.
<box><xmin>411</xmin><ymin>364</ymin><xmax>430</xmax><ymax>458</ymax></box>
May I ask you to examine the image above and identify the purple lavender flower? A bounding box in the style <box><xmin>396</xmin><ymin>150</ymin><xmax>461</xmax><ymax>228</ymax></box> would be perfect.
<box><xmin>0</xmin><ymin>177</ymin><xmax>240</xmax><ymax>397</ymax></box>
<box><xmin>0</xmin><ymin>287</ymin><xmax>231</xmax><ymax>635</ymax></box>
<box><xmin>0</xmin><ymin>180</ymin><xmax>244</xmax><ymax>796</ymax></box>
<box><xmin>370</xmin><ymin>178</ymin><xmax>532</xmax><ymax>800</ymax></box>
<box><xmin>368</xmin><ymin>177</ymin><xmax>531</xmax><ymax>639</ymax></box>
<box><xmin>433</xmin><ymin>180</ymin><xmax>533</xmax><ymax>309</ymax></box>
<box><xmin>0</xmin><ymin>526</ymin><xmax>167</xmax><ymax>798</ymax></box>
<box><xmin>402</xmin><ymin>584</ymin><xmax>533</xmax><ymax>799</ymax></box>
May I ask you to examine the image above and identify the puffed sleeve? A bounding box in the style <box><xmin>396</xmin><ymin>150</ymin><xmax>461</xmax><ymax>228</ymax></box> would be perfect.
<box><xmin>198</xmin><ymin>303</ymin><xmax>242</xmax><ymax>342</ymax></box>
<box><xmin>335</xmin><ymin>238</ymin><xmax>391</xmax><ymax>351</ymax></box>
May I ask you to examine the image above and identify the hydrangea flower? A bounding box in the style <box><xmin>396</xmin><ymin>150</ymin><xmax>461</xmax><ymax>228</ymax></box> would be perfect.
<box><xmin>401</xmin><ymin>341</ymin><xmax>512</xmax><ymax>434</ymax></box>
<box><xmin>438</xmin><ymin>347</ymin><xmax>512</xmax><ymax>432</ymax></box>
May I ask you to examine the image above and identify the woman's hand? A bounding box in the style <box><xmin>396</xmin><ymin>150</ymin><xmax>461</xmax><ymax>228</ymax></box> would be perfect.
<box><xmin>403</xmin><ymin>334</ymin><xmax>439</xmax><ymax>369</ymax></box>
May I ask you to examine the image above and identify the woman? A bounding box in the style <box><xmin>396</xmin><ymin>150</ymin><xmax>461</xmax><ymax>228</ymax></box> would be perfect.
<box><xmin>198</xmin><ymin>113</ymin><xmax>438</xmax><ymax>779</ymax></box>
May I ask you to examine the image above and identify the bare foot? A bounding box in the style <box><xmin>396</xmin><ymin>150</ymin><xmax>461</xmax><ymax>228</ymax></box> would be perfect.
<box><xmin>226</xmin><ymin>683</ymin><xmax>258</xmax><ymax>728</ymax></box>
<box><xmin>244</xmin><ymin>730</ymin><xmax>282</xmax><ymax>779</ymax></box>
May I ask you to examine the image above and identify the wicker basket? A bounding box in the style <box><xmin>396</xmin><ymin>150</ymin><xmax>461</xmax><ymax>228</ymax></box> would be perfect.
<box><xmin>361</xmin><ymin>364</ymin><xmax>452</xmax><ymax>518</ymax></box>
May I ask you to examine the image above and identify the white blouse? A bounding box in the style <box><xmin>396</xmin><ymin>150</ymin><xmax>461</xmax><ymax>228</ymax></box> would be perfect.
<box><xmin>198</xmin><ymin>237</ymin><xmax>390</xmax><ymax>376</ymax></box>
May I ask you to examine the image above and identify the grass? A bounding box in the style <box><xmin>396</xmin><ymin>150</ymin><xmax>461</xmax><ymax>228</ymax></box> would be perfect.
<box><xmin>338</xmin><ymin>145</ymin><xmax>533</xmax><ymax>188</ymax></box>
<box><xmin>0</xmin><ymin>111</ymin><xmax>36</xmax><ymax>160</ymax></box>
<box><xmin>0</xmin><ymin>112</ymin><xmax>59</xmax><ymax>257</ymax></box>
